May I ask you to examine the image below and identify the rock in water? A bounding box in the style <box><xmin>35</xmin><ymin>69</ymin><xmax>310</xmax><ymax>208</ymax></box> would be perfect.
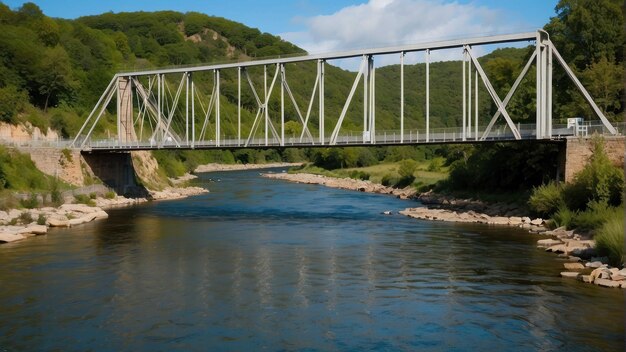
<box><xmin>563</xmin><ymin>262</ymin><xmax>585</xmax><ymax>270</ymax></box>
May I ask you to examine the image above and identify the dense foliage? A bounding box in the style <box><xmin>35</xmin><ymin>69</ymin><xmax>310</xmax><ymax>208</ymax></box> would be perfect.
<box><xmin>545</xmin><ymin>0</ymin><xmax>625</xmax><ymax>121</ymax></box>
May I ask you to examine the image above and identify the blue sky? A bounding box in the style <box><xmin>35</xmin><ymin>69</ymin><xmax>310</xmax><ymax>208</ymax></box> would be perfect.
<box><xmin>2</xmin><ymin>0</ymin><xmax>558</xmax><ymax>57</ymax></box>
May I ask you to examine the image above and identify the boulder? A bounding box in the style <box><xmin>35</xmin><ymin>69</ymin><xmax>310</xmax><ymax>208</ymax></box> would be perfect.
<box><xmin>560</xmin><ymin>272</ymin><xmax>580</xmax><ymax>278</ymax></box>
<box><xmin>25</xmin><ymin>224</ymin><xmax>47</xmax><ymax>235</ymax></box>
<box><xmin>0</xmin><ymin>232</ymin><xmax>25</xmax><ymax>243</ymax></box>
<box><xmin>530</xmin><ymin>218</ymin><xmax>544</xmax><ymax>226</ymax></box>
<box><xmin>48</xmin><ymin>217</ymin><xmax>70</xmax><ymax>227</ymax></box>
<box><xmin>563</xmin><ymin>262</ymin><xmax>585</xmax><ymax>270</ymax></box>
<box><xmin>568</xmin><ymin>256</ymin><xmax>582</xmax><ymax>262</ymax></box>
<box><xmin>610</xmin><ymin>274</ymin><xmax>625</xmax><ymax>281</ymax></box>
<box><xmin>546</xmin><ymin>244</ymin><xmax>567</xmax><ymax>253</ymax></box>
<box><xmin>580</xmin><ymin>275</ymin><xmax>593</xmax><ymax>283</ymax></box>
<box><xmin>60</xmin><ymin>204</ymin><xmax>99</xmax><ymax>213</ymax></box>
<box><xmin>585</xmin><ymin>261</ymin><xmax>604</xmax><ymax>268</ymax></box>
<box><xmin>521</xmin><ymin>217</ymin><xmax>531</xmax><ymax>223</ymax></box>
<box><xmin>594</xmin><ymin>278</ymin><xmax>621</xmax><ymax>288</ymax></box>
<box><xmin>537</xmin><ymin>238</ymin><xmax>562</xmax><ymax>247</ymax></box>
<box><xmin>93</xmin><ymin>210</ymin><xmax>108</xmax><ymax>220</ymax></box>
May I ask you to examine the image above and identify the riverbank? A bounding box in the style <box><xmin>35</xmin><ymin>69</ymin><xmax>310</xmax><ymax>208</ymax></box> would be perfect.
<box><xmin>262</xmin><ymin>172</ymin><xmax>418</xmax><ymax>199</ymax></box>
<box><xmin>195</xmin><ymin>162</ymin><xmax>303</xmax><ymax>173</ymax></box>
<box><xmin>263</xmin><ymin>171</ymin><xmax>625</xmax><ymax>289</ymax></box>
<box><xmin>0</xmin><ymin>186</ymin><xmax>208</xmax><ymax>244</ymax></box>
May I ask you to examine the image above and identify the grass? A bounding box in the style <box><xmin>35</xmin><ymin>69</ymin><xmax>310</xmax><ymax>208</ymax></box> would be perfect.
<box><xmin>289</xmin><ymin>159</ymin><xmax>449</xmax><ymax>190</ymax></box>
<box><xmin>338</xmin><ymin>159</ymin><xmax>448</xmax><ymax>187</ymax></box>
<box><xmin>595</xmin><ymin>212</ymin><xmax>625</xmax><ymax>267</ymax></box>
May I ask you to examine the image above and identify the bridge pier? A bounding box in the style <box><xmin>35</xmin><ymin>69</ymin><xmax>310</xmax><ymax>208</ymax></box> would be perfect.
<box><xmin>82</xmin><ymin>152</ymin><xmax>149</xmax><ymax>197</ymax></box>
<box><xmin>557</xmin><ymin>136</ymin><xmax>625</xmax><ymax>183</ymax></box>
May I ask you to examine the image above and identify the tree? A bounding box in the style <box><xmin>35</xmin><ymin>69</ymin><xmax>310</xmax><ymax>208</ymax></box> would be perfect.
<box><xmin>581</xmin><ymin>56</ymin><xmax>623</xmax><ymax>119</ymax></box>
<box><xmin>35</xmin><ymin>46</ymin><xmax>76</xmax><ymax>111</ymax></box>
<box><xmin>545</xmin><ymin>0</ymin><xmax>625</xmax><ymax>121</ymax></box>
<box><xmin>0</xmin><ymin>85</ymin><xmax>27</xmax><ymax>123</ymax></box>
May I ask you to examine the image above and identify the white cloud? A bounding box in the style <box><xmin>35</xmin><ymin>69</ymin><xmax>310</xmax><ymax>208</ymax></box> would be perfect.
<box><xmin>281</xmin><ymin>0</ymin><xmax>529</xmax><ymax>68</ymax></box>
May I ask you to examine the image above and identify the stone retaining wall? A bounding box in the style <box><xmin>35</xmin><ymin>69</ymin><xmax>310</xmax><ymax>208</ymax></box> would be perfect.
<box><xmin>559</xmin><ymin>136</ymin><xmax>625</xmax><ymax>182</ymax></box>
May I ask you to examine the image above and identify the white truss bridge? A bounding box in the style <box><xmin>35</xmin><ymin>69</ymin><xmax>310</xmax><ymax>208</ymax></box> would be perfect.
<box><xmin>68</xmin><ymin>30</ymin><xmax>619</xmax><ymax>151</ymax></box>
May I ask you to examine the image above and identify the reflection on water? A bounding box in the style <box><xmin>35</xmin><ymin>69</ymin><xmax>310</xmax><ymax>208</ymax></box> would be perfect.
<box><xmin>0</xmin><ymin>169</ymin><xmax>624</xmax><ymax>351</ymax></box>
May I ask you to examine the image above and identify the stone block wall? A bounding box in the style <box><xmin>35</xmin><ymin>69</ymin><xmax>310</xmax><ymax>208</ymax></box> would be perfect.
<box><xmin>560</xmin><ymin>136</ymin><xmax>625</xmax><ymax>183</ymax></box>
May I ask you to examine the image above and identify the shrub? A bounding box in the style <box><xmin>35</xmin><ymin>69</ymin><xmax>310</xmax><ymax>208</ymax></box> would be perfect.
<box><xmin>553</xmin><ymin>206</ymin><xmax>575</xmax><ymax>229</ymax></box>
<box><xmin>89</xmin><ymin>192</ymin><xmax>97</xmax><ymax>199</ymax></box>
<box><xmin>20</xmin><ymin>193</ymin><xmax>40</xmax><ymax>209</ymax></box>
<box><xmin>19</xmin><ymin>212</ymin><xmax>33</xmax><ymax>224</ymax></box>
<box><xmin>595</xmin><ymin>213</ymin><xmax>624</xmax><ymax>267</ymax></box>
<box><xmin>427</xmin><ymin>158</ymin><xmax>443</xmax><ymax>172</ymax></box>
<box><xmin>570</xmin><ymin>201</ymin><xmax>621</xmax><ymax>231</ymax></box>
<box><xmin>381</xmin><ymin>173</ymin><xmax>398</xmax><ymax>187</ymax></box>
<box><xmin>105</xmin><ymin>191</ymin><xmax>116</xmax><ymax>199</ymax></box>
<box><xmin>528</xmin><ymin>182</ymin><xmax>564</xmax><ymax>217</ymax></box>
<box><xmin>49</xmin><ymin>177</ymin><xmax>62</xmax><ymax>206</ymax></box>
<box><xmin>74</xmin><ymin>194</ymin><xmax>96</xmax><ymax>207</ymax></box>
<box><xmin>563</xmin><ymin>136</ymin><xmax>623</xmax><ymax>211</ymax></box>
<box><xmin>36</xmin><ymin>214</ymin><xmax>46</xmax><ymax>225</ymax></box>
<box><xmin>348</xmin><ymin>170</ymin><xmax>370</xmax><ymax>181</ymax></box>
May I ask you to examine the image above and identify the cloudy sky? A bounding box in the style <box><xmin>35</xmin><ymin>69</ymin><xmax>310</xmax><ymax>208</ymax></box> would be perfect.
<box><xmin>4</xmin><ymin>0</ymin><xmax>556</xmax><ymax>56</ymax></box>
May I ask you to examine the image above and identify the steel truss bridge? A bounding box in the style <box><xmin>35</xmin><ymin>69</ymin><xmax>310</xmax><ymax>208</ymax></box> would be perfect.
<box><xmin>70</xmin><ymin>30</ymin><xmax>619</xmax><ymax>151</ymax></box>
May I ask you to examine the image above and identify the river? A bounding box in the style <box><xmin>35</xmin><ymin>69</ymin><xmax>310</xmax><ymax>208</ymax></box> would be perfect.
<box><xmin>0</xmin><ymin>169</ymin><xmax>623</xmax><ymax>351</ymax></box>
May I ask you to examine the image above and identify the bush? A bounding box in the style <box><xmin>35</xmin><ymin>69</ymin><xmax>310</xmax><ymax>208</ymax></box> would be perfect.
<box><xmin>36</xmin><ymin>214</ymin><xmax>46</xmax><ymax>225</ymax></box>
<box><xmin>74</xmin><ymin>194</ymin><xmax>96</xmax><ymax>207</ymax></box>
<box><xmin>595</xmin><ymin>214</ymin><xmax>624</xmax><ymax>267</ymax></box>
<box><xmin>49</xmin><ymin>177</ymin><xmax>62</xmax><ymax>206</ymax></box>
<box><xmin>381</xmin><ymin>173</ymin><xmax>398</xmax><ymax>187</ymax></box>
<box><xmin>348</xmin><ymin>170</ymin><xmax>370</xmax><ymax>181</ymax></box>
<box><xmin>427</xmin><ymin>158</ymin><xmax>443</xmax><ymax>172</ymax></box>
<box><xmin>105</xmin><ymin>191</ymin><xmax>116</xmax><ymax>199</ymax></box>
<box><xmin>19</xmin><ymin>212</ymin><xmax>33</xmax><ymax>224</ymax></box>
<box><xmin>553</xmin><ymin>206</ymin><xmax>575</xmax><ymax>229</ymax></box>
<box><xmin>89</xmin><ymin>192</ymin><xmax>97</xmax><ymax>199</ymax></box>
<box><xmin>570</xmin><ymin>201</ymin><xmax>621</xmax><ymax>231</ymax></box>
<box><xmin>563</xmin><ymin>136</ymin><xmax>623</xmax><ymax>211</ymax></box>
<box><xmin>20</xmin><ymin>193</ymin><xmax>40</xmax><ymax>209</ymax></box>
<box><xmin>528</xmin><ymin>181</ymin><xmax>564</xmax><ymax>217</ymax></box>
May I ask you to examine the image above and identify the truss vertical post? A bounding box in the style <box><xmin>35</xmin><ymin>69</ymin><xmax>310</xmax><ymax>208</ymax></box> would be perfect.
<box><xmin>216</xmin><ymin>69</ymin><xmax>221</xmax><ymax>147</ymax></box>
<box><xmin>426</xmin><ymin>49</ymin><xmax>430</xmax><ymax>142</ymax></box>
<box><xmin>264</xmin><ymin>65</ymin><xmax>268</xmax><ymax>146</ymax></box>
<box><xmin>191</xmin><ymin>75</ymin><xmax>195</xmax><ymax>148</ymax></box>
<box><xmin>400</xmin><ymin>51</ymin><xmax>405</xmax><ymax>143</ymax></box>
<box><xmin>368</xmin><ymin>56</ymin><xmax>375</xmax><ymax>144</ymax></box>
<box><xmin>475</xmin><ymin>70</ymin><xmax>478</xmax><ymax>140</ymax></box>
<box><xmin>363</xmin><ymin>55</ymin><xmax>368</xmax><ymax>143</ymax></box>
<box><xmin>238</xmin><ymin>67</ymin><xmax>241</xmax><ymax>146</ymax></box>
<box><xmin>547</xmin><ymin>42</ymin><xmax>552</xmax><ymax>137</ymax></box>
<box><xmin>185</xmin><ymin>72</ymin><xmax>189</xmax><ymax>144</ymax></box>
<box><xmin>536</xmin><ymin>32</ymin><xmax>544</xmax><ymax>139</ymax></box>
<box><xmin>318</xmin><ymin>60</ymin><xmax>325</xmax><ymax>145</ymax></box>
<box><xmin>157</xmin><ymin>74</ymin><xmax>162</xmax><ymax>143</ymax></box>
<box><xmin>468</xmin><ymin>52</ymin><xmax>472</xmax><ymax>139</ymax></box>
<box><xmin>462</xmin><ymin>47</ymin><xmax>467</xmax><ymax>141</ymax></box>
<box><xmin>280</xmin><ymin>64</ymin><xmax>285</xmax><ymax>146</ymax></box>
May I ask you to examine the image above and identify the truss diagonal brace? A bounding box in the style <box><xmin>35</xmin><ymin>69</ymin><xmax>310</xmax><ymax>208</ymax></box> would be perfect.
<box><xmin>466</xmin><ymin>46</ymin><xmax>521</xmax><ymax>140</ymax></box>
<box><xmin>481</xmin><ymin>50</ymin><xmax>537</xmax><ymax>140</ymax></box>
<box><xmin>330</xmin><ymin>57</ymin><xmax>367</xmax><ymax>145</ymax></box>
<box><xmin>548</xmin><ymin>41</ymin><xmax>617</xmax><ymax>135</ymax></box>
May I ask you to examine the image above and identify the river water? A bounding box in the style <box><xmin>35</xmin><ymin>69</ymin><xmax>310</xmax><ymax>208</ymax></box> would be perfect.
<box><xmin>0</xmin><ymin>169</ymin><xmax>623</xmax><ymax>351</ymax></box>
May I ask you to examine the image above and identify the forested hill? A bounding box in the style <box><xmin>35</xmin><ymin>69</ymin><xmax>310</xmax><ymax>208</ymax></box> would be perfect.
<box><xmin>0</xmin><ymin>2</ymin><xmax>305</xmax><ymax>136</ymax></box>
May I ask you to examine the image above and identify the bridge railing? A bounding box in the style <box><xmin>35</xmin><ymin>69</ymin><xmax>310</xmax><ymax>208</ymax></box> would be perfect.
<box><xmin>3</xmin><ymin>120</ymin><xmax>622</xmax><ymax>150</ymax></box>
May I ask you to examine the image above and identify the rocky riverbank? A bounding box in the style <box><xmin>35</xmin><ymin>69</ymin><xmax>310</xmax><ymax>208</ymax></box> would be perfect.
<box><xmin>0</xmin><ymin>186</ymin><xmax>208</xmax><ymax>245</ymax></box>
<box><xmin>195</xmin><ymin>162</ymin><xmax>303</xmax><ymax>173</ymax></box>
<box><xmin>263</xmin><ymin>171</ymin><xmax>625</xmax><ymax>289</ymax></box>
<box><xmin>262</xmin><ymin>172</ymin><xmax>418</xmax><ymax>199</ymax></box>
